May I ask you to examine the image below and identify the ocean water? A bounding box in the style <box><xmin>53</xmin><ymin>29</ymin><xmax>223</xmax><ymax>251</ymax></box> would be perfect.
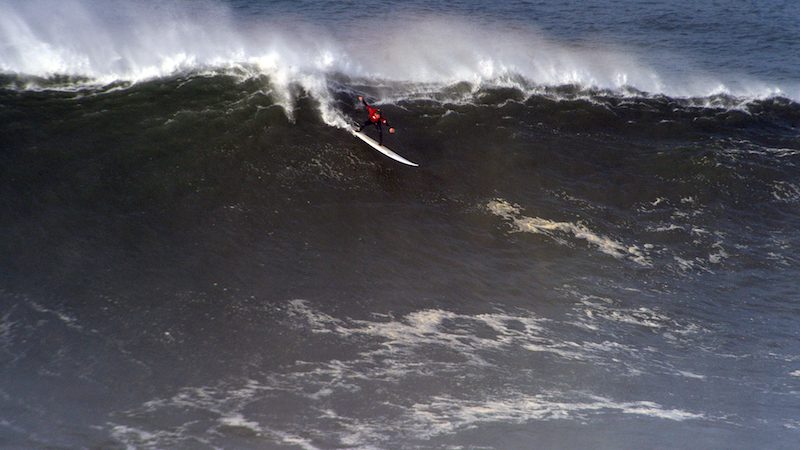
<box><xmin>1</xmin><ymin>1</ymin><xmax>799</xmax><ymax>448</ymax></box>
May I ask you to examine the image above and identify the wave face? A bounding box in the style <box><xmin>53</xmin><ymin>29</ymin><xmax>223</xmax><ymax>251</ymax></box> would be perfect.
<box><xmin>2</xmin><ymin>1</ymin><xmax>800</xmax><ymax>449</ymax></box>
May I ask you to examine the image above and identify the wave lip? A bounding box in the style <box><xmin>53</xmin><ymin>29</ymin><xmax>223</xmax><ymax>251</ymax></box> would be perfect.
<box><xmin>2</xmin><ymin>1</ymin><xmax>798</xmax><ymax>104</ymax></box>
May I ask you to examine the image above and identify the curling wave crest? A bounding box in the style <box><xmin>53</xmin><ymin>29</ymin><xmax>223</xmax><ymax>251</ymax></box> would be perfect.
<box><xmin>1</xmin><ymin>0</ymin><xmax>796</xmax><ymax>104</ymax></box>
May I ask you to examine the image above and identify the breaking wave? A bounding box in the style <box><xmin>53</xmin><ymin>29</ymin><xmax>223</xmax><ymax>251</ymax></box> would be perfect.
<box><xmin>2</xmin><ymin>0</ymin><xmax>798</xmax><ymax>106</ymax></box>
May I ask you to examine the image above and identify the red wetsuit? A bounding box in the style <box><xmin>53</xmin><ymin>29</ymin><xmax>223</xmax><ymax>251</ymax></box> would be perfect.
<box><xmin>366</xmin><ymin>104</ymin><xmax>387</xmax><ymax>124</ymax></box>
<box><xmin>358</xmin><ymin>98</ymin><xmax>392</xmax><ymax>144</ymax></box>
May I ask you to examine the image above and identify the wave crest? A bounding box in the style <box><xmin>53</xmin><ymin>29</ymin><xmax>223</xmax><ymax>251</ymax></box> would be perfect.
<box><xmin>2</xmin><ymin>0</ymin><xmax>797</xmax><ymax>104</ymax></box>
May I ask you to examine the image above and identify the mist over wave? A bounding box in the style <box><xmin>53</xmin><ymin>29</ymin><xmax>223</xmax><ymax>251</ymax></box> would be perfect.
<box><xmin>2</xmin><ymin>0</ymin><xmax>796</xmax><ymax>106</ymax></box>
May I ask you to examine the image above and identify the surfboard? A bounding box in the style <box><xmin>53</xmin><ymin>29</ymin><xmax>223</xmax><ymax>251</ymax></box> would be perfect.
<box><xmin>351</xmin><ymin>128</ymin><xmax>419</xmax><ymax>167</ymax></box>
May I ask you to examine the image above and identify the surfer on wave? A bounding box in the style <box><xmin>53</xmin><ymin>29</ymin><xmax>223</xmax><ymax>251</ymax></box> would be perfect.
<box><xmin>356</xmin><ymin>96</ymin><xmax>395</xmax><ymax>146</ymax></box>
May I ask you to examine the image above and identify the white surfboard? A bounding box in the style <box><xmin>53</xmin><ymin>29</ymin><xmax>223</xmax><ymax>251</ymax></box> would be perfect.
<box><xmin>351</xmin><ymin>129</ymin><xmax>419</xmax><ymax>167</ymax></box>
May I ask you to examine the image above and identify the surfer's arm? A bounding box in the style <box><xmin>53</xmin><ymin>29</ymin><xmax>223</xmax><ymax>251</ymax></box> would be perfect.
<box><xmin>358</xmin><ymin>96</ymin><xmax>369</xmax><ymax>108</ymax></box>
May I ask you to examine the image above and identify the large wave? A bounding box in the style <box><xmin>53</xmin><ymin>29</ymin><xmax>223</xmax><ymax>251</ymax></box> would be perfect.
<box><xmin>2</xmin><ymin>0</ymin><xmax>798</xmax><ymax>124</ymax></box>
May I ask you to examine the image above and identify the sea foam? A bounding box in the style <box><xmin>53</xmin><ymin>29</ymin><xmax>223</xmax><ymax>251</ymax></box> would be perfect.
<box><xmin>1</xmin><ymin>0</ymin><xmax>795</xmax><ymax>104</ymax></box>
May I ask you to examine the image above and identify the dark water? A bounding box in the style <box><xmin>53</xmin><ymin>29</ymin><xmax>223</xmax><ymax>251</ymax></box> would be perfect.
<box><xmin>1</xmin><ymin>1</ymin><xmax>800</xmax><ymax>448</ymax></box>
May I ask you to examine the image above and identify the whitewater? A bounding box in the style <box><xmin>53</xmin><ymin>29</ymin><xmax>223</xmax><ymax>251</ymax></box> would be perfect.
<box><xmin>2</xmin><ymin>0</ymin><xmax>798</xmax><ymax>107</ymax></box>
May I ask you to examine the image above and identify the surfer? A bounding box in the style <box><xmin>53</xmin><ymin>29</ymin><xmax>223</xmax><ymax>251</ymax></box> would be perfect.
<box><xmin>356</xmin><ymin>96</ymin><xmax>395</xmax><ymax>145</ymax></box>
